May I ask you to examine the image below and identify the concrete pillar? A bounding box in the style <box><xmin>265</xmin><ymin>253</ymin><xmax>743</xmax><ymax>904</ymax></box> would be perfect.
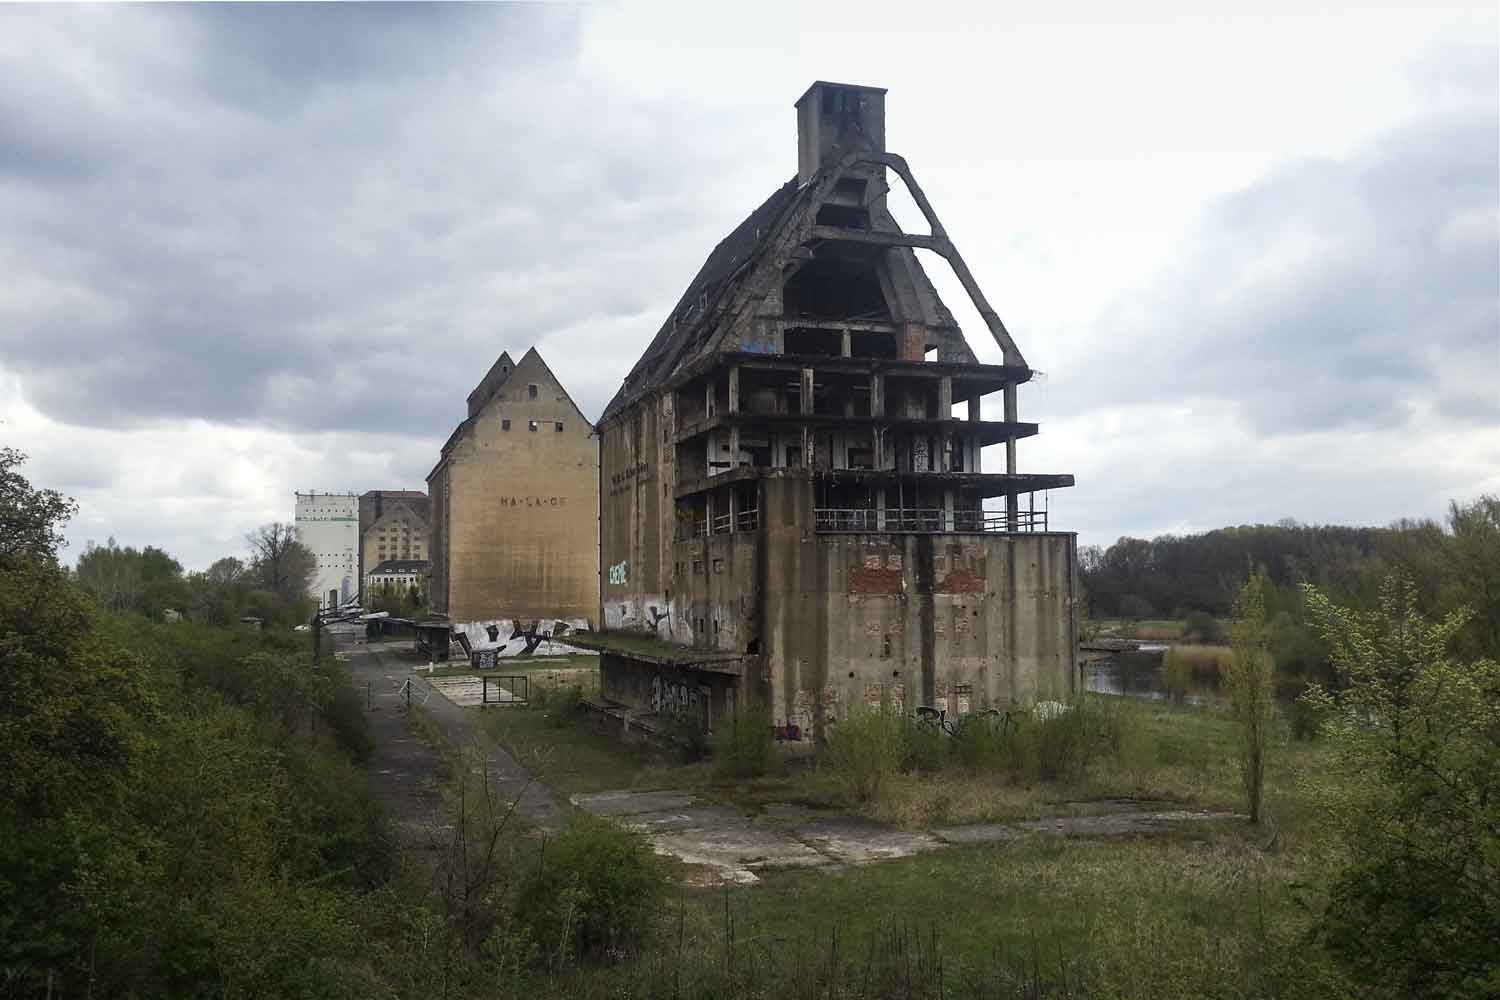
<box><xmin>938</xmin><ymin>376</ymin><xmax>952</xmax><ymax>419</ymax></box>
<box><xmin>705</xmin><ymin>491</ymin><xmax>714</xmax><ymax>535</ymax></box>
<box><xmin>876</xmin><ymin>485</ymin><xmax>887</xmax><ymax>531</ymax></box>
<box><xmin>800</xmin><ymin>368</ymin><xmax>815</xmax><ymax>415</ymax></box>
<box><xmin>728</xmin><ymin>486</ymin><xmax>737</xmax><ymax>533</ymax></box>
<box><xmin>968</xmin><ymin>396</ymin><xmax>982</xmax><ymax>421</ymax></box>
<box><xmin>1004</xmin><ymin>383</ymin><xmax>1019</xmax><ymax>528</ymax></box>
<box><xmin>706</xmin><ymin>378</ymin><xmax>716</xmax><ymax>419</ymax></box>
<box><xmin>841</xmin><ymin>329</ymin><xmax>852</xmax><ymax>357</ymax></box>
<box><xmin>728</xmin><ymin>424</ymin><xmax>740</xmax><ymax>470</ymax></box>
<box><xmin>728</xmin><ymin>366</ymin><xmax>740</xmax><ymax>414</ymax></box>
<box><xmin>870</xmin><ymin>374</ymin><xmax>885</xmax><ymax>417</ymax></box>
<box><xmin>941</xmin><ymin>430</ymin><xmax>953</xmax><ymax>472</ymax></box>
<box><xmin>943</xmin><ymin>489</ymin><xmax>955</xmax><ymax>533</ymax></box>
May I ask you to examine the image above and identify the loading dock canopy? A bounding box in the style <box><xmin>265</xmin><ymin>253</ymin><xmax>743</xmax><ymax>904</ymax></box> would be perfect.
<box><xmin>567</xmin><ymin>631</ymin><xmax>751</xmax><ymax>676</ymax></box>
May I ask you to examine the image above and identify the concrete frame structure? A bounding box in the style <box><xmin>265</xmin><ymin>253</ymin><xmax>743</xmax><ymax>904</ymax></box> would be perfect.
<box><xmin>427</xmin><ymin>348</ymin><xmax>600</xmax><ymax>624</ymax></box>
<box><xmin>593</xmin><ymin>82</ymin><xmax>1077</xmax><ymax>743</ymax></box>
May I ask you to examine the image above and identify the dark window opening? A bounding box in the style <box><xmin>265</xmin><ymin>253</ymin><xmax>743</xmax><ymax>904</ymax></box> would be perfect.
<box><xmin>784</xmin><ymin>259</ymin><xmax>891</xmax><ymax>322</ymax></box>
<box><xmin>851</xmin><ymin>331</ymin><xmax>897</xmax><ymax>359</ymax></box>
<box><xmin>847</xmin><ymin>447</ymin><xmax>873</xmax><ymax>470</ymax></box>
<box><xmin>832</xmin><ymin>176</ymin><xmax>868</xmax><ymax>203</ymax></box>
<box><xmin>555</xmin><ymin>421</ymin><xmax>564</xmax><ymax>432</ymax></box>
<box><xmin>881</xmin><ymin>634</ymin><xmax>892</xmax><ymax>658</ymax></box>
<box><xmin>528</xmin><ymin>420</ymin><xmax>538</xmax><ymax>432</ymax></box>
<box><xmin>747</xmin><ymin>638</ymin><xmax>761</xmax><ymax>655</ymax></box>
<box><xmin>747</xmin><ymin>445</ymin><xmax>772</xmax><ymax>468</ymax></box>
<box><xmin>527</xmin><ymin>384</ymin><xmax>538</xmax><ymax>399</ymax></box>
<box><xmin>501</xmin><ymin>418</ymin><xmax>511</xmax><ymax>431</ymax></box>
<box><xmin>786</xmin><ymin>446</ymin><xmax>802</xmax><ymax>468</ymax></box>
<box><xmin>784</xmin><ymin>327</ymin><xmax>843</xmax><ymax>357</ymax></box>
<box><xmin>815</xmin><ymin>203</ymin><xmax>869</xmax><ymax>229</ymax></box>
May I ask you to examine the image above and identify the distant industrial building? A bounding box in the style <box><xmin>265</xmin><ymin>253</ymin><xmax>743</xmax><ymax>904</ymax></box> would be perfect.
<box><xmin>358</xmin><ymin>490</ymin><xmax>429</xmax><ymax>600</ymax></box>
<box><xmin>294</xmin><ymin>491</ymin><xmax>358</xmax><ymax>608</ymax></box>
<box><xmin>426</xmin><ymin>347</ymin><xmax>599</xmax><ymax>624</ymax></box>
<box><xmin>364</xmin><ymin>558</ymin><xmax>431</xmax><ymax>598</ymax></box>
<box><xmin>591</xmin><ymin>81</ymin><xmax>1077</xmax><ymax>742</ymax></box>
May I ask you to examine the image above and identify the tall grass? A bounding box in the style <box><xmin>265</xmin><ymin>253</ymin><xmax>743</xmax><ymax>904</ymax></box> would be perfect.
<box><xmin>826</xmin><ymin>704</ymin><xmax>906</xmax><ymax>802</ymax></box>
<box><xmin>715</xmin><ymin>703</ymin><xmax>775</xmax><ymax>778</ymax></box>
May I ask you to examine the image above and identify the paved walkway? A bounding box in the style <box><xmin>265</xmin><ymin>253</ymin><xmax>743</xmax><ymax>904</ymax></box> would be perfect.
<box><xmin>338</xmin><ymin>635</ymin><xmax>567</xmax><ymax>836</ymax></box>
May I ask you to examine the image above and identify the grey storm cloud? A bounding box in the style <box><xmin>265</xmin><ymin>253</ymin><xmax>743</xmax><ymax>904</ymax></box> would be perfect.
<box><xmin>0</xmin><ymin>3</ymin><xmax>772</xmax><ymax>437</ymax></box>
<box><xmin>1050</xmin><ymin>51</ymin><xmax>1498</xmax><ymax>438</ymax></box>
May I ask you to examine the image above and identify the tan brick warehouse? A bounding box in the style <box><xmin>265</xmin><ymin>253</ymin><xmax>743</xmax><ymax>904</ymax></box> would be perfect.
<box><xmin>427</xmin><ymin>347</ymin><xmax>600</xmax><ymax>625</ymax></box>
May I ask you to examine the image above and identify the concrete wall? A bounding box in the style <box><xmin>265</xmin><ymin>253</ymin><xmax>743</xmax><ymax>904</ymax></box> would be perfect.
<box><xmin>762</xmin><ymin>504</ymin><xmax>1078</xmax><ymax>741</ymax></box>
<box><xmin>431</xmin><ymin>351</ymin><xmax>600</xmax><ymax>624</ymax></box>
<box><xmin>599</xmin><ymin>392</ymin><xmax>676</xmax><ymax>635</ymax></box>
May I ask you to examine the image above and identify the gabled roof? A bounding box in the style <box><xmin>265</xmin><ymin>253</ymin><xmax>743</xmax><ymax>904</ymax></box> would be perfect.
<box><xmin>601</xmin><ymin>177</ymin><xmax>807</xmax><ymax>422</ymax></box>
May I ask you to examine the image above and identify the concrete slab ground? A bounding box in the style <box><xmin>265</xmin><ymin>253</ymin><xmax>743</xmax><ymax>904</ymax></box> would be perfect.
<box><xmin>570</xmin><ymin>787</ymin><xmax>1246</xmax><ymax>884</ymax></box>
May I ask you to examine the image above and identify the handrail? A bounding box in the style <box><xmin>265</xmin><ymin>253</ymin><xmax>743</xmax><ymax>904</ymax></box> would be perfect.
<box><xmin>814</xmin><ymin>507</ymin><xmax>1049</xmax><ymax>533</ymax></box>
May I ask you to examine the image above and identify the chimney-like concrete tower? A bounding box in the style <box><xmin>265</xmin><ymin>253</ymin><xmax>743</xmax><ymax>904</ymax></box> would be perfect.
<box><xmin>795</xmin><ymin>81</ymin><xmax>887</xmax><ymax>186</ymax></box>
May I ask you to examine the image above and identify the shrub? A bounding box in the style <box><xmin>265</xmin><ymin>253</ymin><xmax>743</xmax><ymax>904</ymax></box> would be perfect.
<box><xmin>949</xmin><ymin>711</ymin><xmax>1012</xmax><ymax>770</ymax></box>
<box><xmin>514</xmin><ymin>814</ymin><xmax>666</xmax><ymax>965</ymax></box>
<box><xmin>1226</xmin><ymin>574</ymin><xmax>1276</xmax><ymax>824</ymax></box>
<box><xmin>903</xmin><ymin>715</ymin><xmax>949</xmax><ymax>773</ymax></box>
<box><xmin>1184</xmin><ymin>610</ymin><xmax>1224</xmax><ymax>643</ymax></box>
<box><xmin>825</xmin><ymin>703</ymin><xmax>905</xmax><ymax>803</ymax></box>
<box><xmin>715</xmin><ymin>703</ymin><xmax>775</xmax><ymax>778</ymax></box>
<box><xmin>658</xmin><ymin>704</ymin><xmax>711</xmax><ymax>762</ymax></box>
<box><xmin>1163</xmin><ymin>648</ymin><xmax>1192</xmax><ymax>704</ymax></box>
<box><xmin>539</xmin><ymin>682</ymin><xmax>583</xmax><ymax>728</ymax></box>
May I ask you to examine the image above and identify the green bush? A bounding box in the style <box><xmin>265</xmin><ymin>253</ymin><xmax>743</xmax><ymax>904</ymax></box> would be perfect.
<box><xmin>540</xmin><ymin>682</ymin><xmax>584</xmax><ymax>728</ymax></box>
<box><xmin>714</xmin><ymin>703</ymin><xmax>775</xmax><ymax>778</ymax></box>
<box><xmin>1163</xmin><ymin>648</ymin><xmax>1192</xmax><ymax>704</ymax></box>
<box><xmin>903</xmin><ymin>716</ymin><xmax>950</xmax><ymax>772</ymax></box>
<box><xmin>1184</xmin><ymin>610</ymin><xmax>1224</xmax><ymax>643</ymax></box>
<box><xmin>515</xmin><ymin>814</ymin><xmax>666</xmax><ymax>965</ymax></box>
<box><xmin>658</xmin><ymin>704</ymin><xmax>712</xmax><ymax>761</ymax></box>
<box><xmin>949</xmin><ymin>712</ymin><xmax>1011</xmax><ymax>770</ymax></box>
<box><xmin>826</xmin><ymin>704</ymin><xmax>906</xmax><ymax>802</ymax></box>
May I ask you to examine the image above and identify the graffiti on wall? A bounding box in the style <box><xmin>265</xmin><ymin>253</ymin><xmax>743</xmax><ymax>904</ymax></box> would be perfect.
<box><xmin>651</xmin><ymin>674</ymin><xmax>703</xmax><ymax>716</ymax></box>
<box><xmin>608</xmin><ymin>560</ymin><xmax>629</xmax><ymax>586</ymax></box>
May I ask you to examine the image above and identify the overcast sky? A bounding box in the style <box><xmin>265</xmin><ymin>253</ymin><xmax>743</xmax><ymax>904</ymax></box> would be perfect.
<box><xmin>2</xmin><ymin>1</ymin><xmax>1496</xmax><ymax>570</ymax></box>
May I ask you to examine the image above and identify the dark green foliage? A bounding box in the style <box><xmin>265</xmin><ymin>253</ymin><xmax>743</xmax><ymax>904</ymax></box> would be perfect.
<box><xmin>0</xmin><ymin>456</ymin><xmax>390</xmax><ymax>996</ymax></box>
<box><xmin>1183</xmin><ymin>609</ymin><xmax>1224</xmax><ymax>642</ymax></box>
<box><xmin>539</xmin><ymin>681</ymin><xmax>585</xmax><ymax>727</ymax></box>
<box><xmin>903</xmin><ymin>715</ymin><xmax>949</xmax><ymax>772</ymax></box>
<box><xmin>515</xmin><ymin>815</ymin><xmax>666</xmax><ymax>965</ymax></box>
<box><xmin>714</xmin><ymin>702</ymin><xmax>775</xmax><ymax>778</ymax></box>
<box><xmin>1302</xmin><ymin>578</ymin><xmax>1500</xmax><ymax>998</ymax></box>
<box><xmin>659</xmin><ymin>703</ymin><xmax>712</xmax><ymax>761</ymax></box>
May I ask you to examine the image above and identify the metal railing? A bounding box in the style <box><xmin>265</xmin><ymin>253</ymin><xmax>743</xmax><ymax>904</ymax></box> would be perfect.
<box><xmin>711</xmin><ymin>512</ymin><xmax>732</xmax><ymax>535</ymax></box>
<box><xmin>735</xmin><ymin>507</ymin><xmax>760</xmax><ymax>531</ymax></box>
<box><xmin>481</xmin><ymin>674</ymin><xmax>529</xmax><ymax>706</ymax></box>
<box><xmin>814</xmin><ymin>507</ymin><xmax>1049</xmax><ymax>534</ymax></box>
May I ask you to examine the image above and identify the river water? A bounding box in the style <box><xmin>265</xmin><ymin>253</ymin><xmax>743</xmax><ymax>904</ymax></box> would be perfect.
<box><xmin>1082</xmin><ymin>646</ymin><xmax>1228</xmax><ymax>707</ymax></box>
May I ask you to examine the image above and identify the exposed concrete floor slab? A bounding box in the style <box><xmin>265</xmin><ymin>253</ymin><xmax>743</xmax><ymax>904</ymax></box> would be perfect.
<box><xmin>932</xmin><ymin>824</ymin><xmax>1017</xmax><ymax>845</ymax></box>
<box><xmin>571</xmin><ymin>789</ymin><xmax>699</xmax><ymax>815</ymax></box>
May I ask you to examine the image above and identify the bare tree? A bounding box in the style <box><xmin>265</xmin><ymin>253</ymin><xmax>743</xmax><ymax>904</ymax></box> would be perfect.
<box><xmin>246</xmin><ymin>522</ymin><xmax>316</xmax><ymax>600</ymax></box>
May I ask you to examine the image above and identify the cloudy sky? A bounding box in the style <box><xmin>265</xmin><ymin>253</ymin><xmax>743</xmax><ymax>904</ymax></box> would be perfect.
<box><xmin>2</xmin><ymin>1</ymin><xmax>1496</xmax><ymax>569</ymax></box>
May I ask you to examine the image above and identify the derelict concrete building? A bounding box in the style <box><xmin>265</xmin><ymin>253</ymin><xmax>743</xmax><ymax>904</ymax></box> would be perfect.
<box><xmin>591</xmin><ymin>82</ymin><xmax>1077</xmax><ymax>743</ymax></box>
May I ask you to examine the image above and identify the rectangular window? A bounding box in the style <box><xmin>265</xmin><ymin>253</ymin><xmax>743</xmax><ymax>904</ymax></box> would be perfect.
<box><xmin>501</xmin><ymin>418</ymin><xmax>511</xmax><ymax>431</ymax></box>
<box><xmin>528</xmin><ymin>420</ymin><xmax>538</xmax><ymax>432</ymax></box>
<box><xmin>554</xmin><ymin>421</ymin><xmax>564</xmax><ymax>432</ymax></box>
<box><xmin>528</xmin><ymin>384</ymin><xmax>538</xmax><ymax>399</ymax></box>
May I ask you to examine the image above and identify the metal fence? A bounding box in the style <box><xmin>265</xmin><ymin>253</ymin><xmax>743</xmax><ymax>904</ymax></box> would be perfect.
<box><xmin>481</xmin><ymin>674</ymin><xmax>529</xmax><ymax>706</ymax></box>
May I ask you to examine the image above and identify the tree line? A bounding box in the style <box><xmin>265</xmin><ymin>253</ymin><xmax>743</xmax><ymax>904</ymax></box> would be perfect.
<box><xmin>1079</xmin><ymin>497</ymin><xmax>1500</xmax><ymax>666</ymax></box>
<box><xmin>71</xmin><ymin>520</ymin><xmax>320</xmax><ymax>628</ymax></box>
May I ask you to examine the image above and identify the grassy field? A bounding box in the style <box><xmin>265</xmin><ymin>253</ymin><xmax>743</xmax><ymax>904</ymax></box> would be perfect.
<box><xmin>445</xmin><ymin>663</ymin><xmax>1350</xmax><ymax>997</ymax></box>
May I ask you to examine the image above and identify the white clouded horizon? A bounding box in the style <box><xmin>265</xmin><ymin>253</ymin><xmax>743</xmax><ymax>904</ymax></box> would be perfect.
<box><xmin>1</xmin><ymin>1</ymin><xmax>1495</xmax><ymax>570</ymax></box>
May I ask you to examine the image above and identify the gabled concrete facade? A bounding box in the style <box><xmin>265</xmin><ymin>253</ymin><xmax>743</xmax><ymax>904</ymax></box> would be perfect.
<box><xmin>593</xmin><ymin>82</ymin><xmax>1078</xmax><ymax>743</ymax></box>
<box><xmin>427</xmin><ymin>348</ymin><xmax>599</xmax><ymax>624</ymax></box>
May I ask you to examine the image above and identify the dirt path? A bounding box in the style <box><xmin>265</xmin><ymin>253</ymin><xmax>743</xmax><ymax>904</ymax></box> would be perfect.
<box><xmin>337</xmin><ymin>633</ymin><xmax>568</xmax><ymax>837</ymax></box>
